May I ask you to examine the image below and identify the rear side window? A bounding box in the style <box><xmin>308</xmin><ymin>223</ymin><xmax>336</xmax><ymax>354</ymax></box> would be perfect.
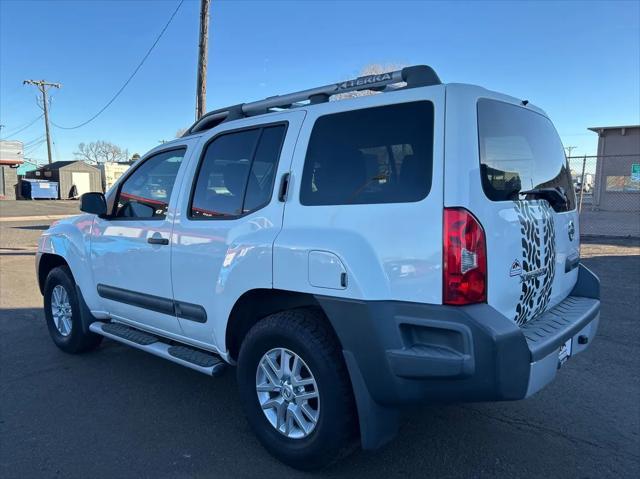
<box><xmin>477</xmin><ymin>99</ymin><xmax>576</xmax><ymax>210</ymax></box>
<box><xmin>244</xmin><ymin>126</ymin><xmax>287</xmax><ymax>212</ymax></box>
<box><xmin>300</xmin><ymin>101</ymin><xmax>434</xmax><ymax>206</ymax></box>
<box><xmin>190</xmin><ymin>124</ymin><xmax>286</xmax><ymax>218</ymax></box>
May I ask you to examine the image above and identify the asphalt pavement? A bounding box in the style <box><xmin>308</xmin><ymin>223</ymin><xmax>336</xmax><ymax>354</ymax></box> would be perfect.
<box><xmin>0</xmin><ymin>199</ymin><xmax>80</xmax><ymax>218</ymax></box>
<box><xmin>0</xmin><ymin>209</ymin><xmax>638</xmax><ymax>479</ymax></box>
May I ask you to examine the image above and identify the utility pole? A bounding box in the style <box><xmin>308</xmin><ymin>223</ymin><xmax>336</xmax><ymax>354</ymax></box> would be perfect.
<box><xmin>196</xmin><ymin>0</ymin><xmax>210</xmax><ymax>120</ymax></box>
<box><xmin>23</xmin><ymin>80</ymin><xmax>61</xmax><ymax>165</ymax></box>
<box><xmin>578</xmin><ymin>155</ymin><xmax>587</xmax><ymax>213</ymax></box>
<box><xmin>564</xmin><ymin>146</ymin><xmax>577</xmax><ymax>159</ymax></box>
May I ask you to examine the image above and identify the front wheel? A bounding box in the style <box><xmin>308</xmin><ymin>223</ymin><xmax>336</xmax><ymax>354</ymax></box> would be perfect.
<box><xmin>43</xmin><ymin>266</ymin><xmax>102</xmax><ymax>353</ymax></box>
<box><xmin>237</xmin><ymin>308</ymin><xmax>357</xmax><ymax>470</ymax></box>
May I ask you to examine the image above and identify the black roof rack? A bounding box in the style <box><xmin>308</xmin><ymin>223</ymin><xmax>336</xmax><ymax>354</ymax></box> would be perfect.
<box><xmin>184</xmin><ymin>65</ymin><xmax>440</xmax><ymax>136</ymax></box>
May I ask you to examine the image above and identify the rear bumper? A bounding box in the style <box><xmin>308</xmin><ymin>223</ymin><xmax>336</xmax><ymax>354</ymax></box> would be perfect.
<box><xmin>316</xmin><ymin>263</ymin><xmax>600</xmax><ymax>448</ymax></box>
<box><xmin>525</xmin><ymin>311</ymin><xmax>599</xmax><ymax>396</ymax></box>
<box><xmin>521</xmin><ymin>295</ymin><xmax>599</xmax><ymax>396</ymax></box>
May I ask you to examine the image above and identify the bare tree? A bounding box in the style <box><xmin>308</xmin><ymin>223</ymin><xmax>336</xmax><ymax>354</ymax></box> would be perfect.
<box><xmin>332</xmin><ymin>63</ymin><xmax>407</xmax><ymax>101</ymax></box>
<box><xmin>74</xmin><ymin>141</ymin><xmax>130</xmax><ymax>164</ymax></box>
<box><xmin>176</xmin><ymin>128</ymin><xmax>188</xmax><ymax>138</ymax></box>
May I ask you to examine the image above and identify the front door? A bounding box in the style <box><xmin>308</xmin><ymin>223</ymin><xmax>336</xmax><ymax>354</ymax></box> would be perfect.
<box><xmin>90</xmin><ymin>146</ymin><xmax>191</xmax><ymax>335</ymax></box>
<box><xmin>171</xmin><ymin>112</ymin><xmax>305</xmax><ymax>351</ymax></box>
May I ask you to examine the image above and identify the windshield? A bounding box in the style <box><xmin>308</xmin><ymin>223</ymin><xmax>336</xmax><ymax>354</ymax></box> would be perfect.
<box><xmin>477</xmin><ymin>99</ymin><xmax>575</xmax><ymax>211</ymax></box>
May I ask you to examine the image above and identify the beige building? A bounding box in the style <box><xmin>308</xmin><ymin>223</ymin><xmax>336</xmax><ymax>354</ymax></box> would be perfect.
<box><xmin>589</xmin><ymin>125</ymin><xmax>640</xmax><ymax>211</ymax></box>
<box><xmin>98</xmin><ymin>162</ymin><xmax>132</xmax><ymax>192</ymax></box>
<box><xmin>0</xmin><ymin>140</ymin><xmax>23</xmax><ymax>199</ymax></box>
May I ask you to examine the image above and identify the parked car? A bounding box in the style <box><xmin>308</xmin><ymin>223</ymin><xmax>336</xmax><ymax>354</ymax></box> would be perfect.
<box><xmin>573</xmin><ymin>176</ymin><xmax>593</xmax><ymax>194</ymax></box>
<box><xmin>36</xmin><ymin>65</ymin><xmax>600</xmax><ymax>470</ymax></box>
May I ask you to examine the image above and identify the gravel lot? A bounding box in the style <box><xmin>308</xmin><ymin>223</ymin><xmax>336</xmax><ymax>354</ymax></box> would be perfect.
<box><xmin>1</xmin><ymin>207</ymin><xmax>638</xmax><ymax>478</ymax></box>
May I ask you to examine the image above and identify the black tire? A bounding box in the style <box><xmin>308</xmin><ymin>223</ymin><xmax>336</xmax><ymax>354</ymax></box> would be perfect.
<box><xmin>237</xmin><ymin>308</ymin><xmax>357</xmax><ymax>470</ymax></box>
<box><xmin>43</xmin><ymin>266</ymin><xmax>103</xmax><ymax>354</ymax></box>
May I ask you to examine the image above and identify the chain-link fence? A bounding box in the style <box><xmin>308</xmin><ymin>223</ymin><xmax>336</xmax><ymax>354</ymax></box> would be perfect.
<box><xmin>568</xmin><ymin>154</ymin><xmax>640</xmax><ymax>238</ymax></box>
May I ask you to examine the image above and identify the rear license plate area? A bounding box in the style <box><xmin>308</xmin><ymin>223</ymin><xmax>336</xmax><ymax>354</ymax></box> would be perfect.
<box><xmin>558</xmin><ymin>338</ymin><xmax>572</xmax><ymax>366</ymax></box>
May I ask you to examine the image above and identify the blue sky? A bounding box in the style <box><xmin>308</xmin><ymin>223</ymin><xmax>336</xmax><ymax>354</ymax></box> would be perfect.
<box><xmin>1</xmin><ymin>0</ymin><xmax>638</xmax><ymax>164</ymax></box>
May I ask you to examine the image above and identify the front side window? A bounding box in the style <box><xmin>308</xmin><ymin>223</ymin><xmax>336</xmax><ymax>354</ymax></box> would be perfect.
<box><xmin>190</xmin><ymin>124</ymin><xmax>287</xmax><ymax>218</ymax></box>
<box><xmin>300</xmin><ymin>101</ymin><xmax>434</xmax><ymax>206</ymax></box>
<box><xmin>477</xmin><ymin>99</ymin><xmax>576</xmax><ymax>210</ymax></box>
<box><xmin>114</xmin><ymin>148</ymin><xmax>186</xmax><ymax>219</ymax></box>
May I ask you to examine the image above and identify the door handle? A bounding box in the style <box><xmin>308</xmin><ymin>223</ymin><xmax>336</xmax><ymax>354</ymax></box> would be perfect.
<box><xmin>278</xmin><ymin>173</ymin><xmax>290</xmax><ymax>202</ymax></box>
<box><xmin>147</xmin><ymin>235</ymin><xmax>169</xmax><ymax>245</ymax></box>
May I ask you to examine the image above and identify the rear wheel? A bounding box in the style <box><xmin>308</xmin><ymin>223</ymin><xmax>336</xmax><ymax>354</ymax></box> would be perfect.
<box><xmin>237</xmin><ymin>308</ymin><xmax>356</xmax><ymax>470</ymax></box>
<box><xmin>43</xmin><ymin>266</ymin><xmax>102</xmax><ymax>353</ymax></box>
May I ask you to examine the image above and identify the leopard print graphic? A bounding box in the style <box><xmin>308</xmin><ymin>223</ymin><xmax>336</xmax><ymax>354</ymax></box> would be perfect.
<box><xmin>513</xmin><ymin>200</ymin><xmax>556</xmax><ymax>325</ymax></box>
<box><xmin>533</xmin><ymin>204</ymin><xmax>556</xmax><ymax>317</ymax></box>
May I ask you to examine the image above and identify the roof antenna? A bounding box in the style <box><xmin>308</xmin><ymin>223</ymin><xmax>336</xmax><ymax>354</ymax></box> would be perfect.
<box><xmin>522</xmin><ymin>100</ymin><xmax>529</xmax><ymax>106</ymax></box>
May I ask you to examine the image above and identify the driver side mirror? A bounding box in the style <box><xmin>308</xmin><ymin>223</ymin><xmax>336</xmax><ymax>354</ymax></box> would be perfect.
<box><xmin>80</xmin><ymin>192</ymin><xmax>107</xmax><ymax>216</ymax></box>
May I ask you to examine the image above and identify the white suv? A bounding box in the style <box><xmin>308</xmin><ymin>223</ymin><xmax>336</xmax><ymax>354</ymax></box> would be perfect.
<box><xmin>36</xmin><ymin>66</ymin><xmax>600</xmax><ymax>469</ymax></box>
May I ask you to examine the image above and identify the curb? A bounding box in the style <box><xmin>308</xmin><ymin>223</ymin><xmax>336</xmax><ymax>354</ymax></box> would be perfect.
<box><xmin>581</xmin><ymin>234</ymin><xmax>640</xmax><ymax>241</ymax></box>
<box><xmin>0</xmin><ymin>214</ymin><xmax>74</xmax><ymax>223</ymax></box>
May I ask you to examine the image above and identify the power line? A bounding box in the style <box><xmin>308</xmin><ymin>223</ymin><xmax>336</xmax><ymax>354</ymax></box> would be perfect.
<box><xmin>0</xmin><ymin>83</ymin><xmax>30</xmax><ymax>110</ymax></box>
<box><xmin>0</xmin><ymin>83</ymin><xmax>25</xmax><ymax>102</ymax></box>
<box><xmin>53</xmin><ymin>139</ymin><xmax>60</xmax><ymax>162</ymax></box>
<box><xmin>23</xmin><ymin>137</ymin><xmax>47</xmax><ymax>150</ymax></box>
<box><xmin>51</xmin><ymin>0</ymin><xmax>185</xmax><ymax>130</ymax></box>
<box><xmin>24</xmin><ymin>145</ymin><xmax>46</xmax><ymax>156</ymax></box>
<box><xmin>23</xmin><ymin>140</ymin><xmax>47</xmax><ymax>155</ymax></box>
<box><xmin>0</xmin><ymin>114</ymin><xmax>44</xmax><ymax>140</ymax></box>
<box><xmin>23</xmin><ymin>135</ymin><xmax>46</xmax><ymax>147</ymax></box>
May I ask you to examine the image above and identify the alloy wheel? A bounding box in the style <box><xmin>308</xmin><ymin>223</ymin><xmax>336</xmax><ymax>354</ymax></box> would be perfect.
<box><xmin>51</xmin><ymin>284</ymin><xmax>72</xmax><ymax>337</ymax></box>
<box><xmin>256</xmin><ymin>347</ymin><xmax>320</xmax><ymax>439</ymax></box>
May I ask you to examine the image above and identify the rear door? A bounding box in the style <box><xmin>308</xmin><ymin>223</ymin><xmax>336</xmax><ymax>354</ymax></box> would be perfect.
<box><xmin>445</xmin><ymin>87</ymin><xmax>579</xmax><ymax>325</ymax></box>
<box><xmin>170</xmin><ymin>111</ymin><xmax>305</xmax><ymax>350</ymax></box>
<box><xmin>275</xmin><ymin>88</ymin><xmax>445</xmax><ymax>305</ymax></box>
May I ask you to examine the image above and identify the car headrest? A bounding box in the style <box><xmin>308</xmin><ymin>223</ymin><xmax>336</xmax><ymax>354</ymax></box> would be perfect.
<box><xmin>314</xmin><ymin>148</ymin><xmax>367</xmax><ymax>202</ymax></box>
<box><xmin>223</xmin><ymin>162</ymin><xmax>250</xmax><ymax>196</ymax></box>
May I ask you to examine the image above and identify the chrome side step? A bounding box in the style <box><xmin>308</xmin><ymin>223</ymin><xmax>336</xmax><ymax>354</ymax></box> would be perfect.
<box><xmin>89</xmin><ymin>321</ymin><xmax>226</xmax><ymax>376</ymax></box>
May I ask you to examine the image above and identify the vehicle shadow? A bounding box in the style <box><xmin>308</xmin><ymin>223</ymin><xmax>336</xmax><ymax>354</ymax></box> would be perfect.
<box><xmin>1</xmin><ymin>248</ymin><xmax>638</xmax><ymax>479</ymax></box>
<box><xmin>10</xmin><ymin>224</ymin><xmax>49</xmax><ymax>230</ymax></box>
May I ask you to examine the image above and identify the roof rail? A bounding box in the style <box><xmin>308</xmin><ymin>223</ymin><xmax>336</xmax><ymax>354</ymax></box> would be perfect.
<box><xmin>185</xmin><ymin>65</ymin><xmax>440</xmax><ymax>135</ymax></box>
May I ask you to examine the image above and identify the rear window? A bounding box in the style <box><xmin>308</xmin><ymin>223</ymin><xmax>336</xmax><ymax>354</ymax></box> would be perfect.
<box><xmin>477</xmin><ymin>99</ymin><xmax>576</xmax><ymax>210</ymax></box>
<box><xmin>300</xmin><ymin>101</ymin><xmax>434</xmax><ymax>206</ymax></box>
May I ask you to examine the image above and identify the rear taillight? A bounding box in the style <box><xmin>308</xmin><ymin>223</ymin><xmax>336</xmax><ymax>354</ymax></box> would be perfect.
<box><xmin>443</xmin><ymin>208</ymin><xmax>487</xmax><ymax>305</ymax></box>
